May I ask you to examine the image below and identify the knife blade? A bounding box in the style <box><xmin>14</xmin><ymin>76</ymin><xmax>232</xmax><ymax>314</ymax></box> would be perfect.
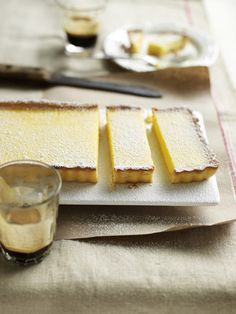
<box><xmin>0</xmin><ymin>64</ymin><xmax>162</xmax><ymax>98</ymax></box>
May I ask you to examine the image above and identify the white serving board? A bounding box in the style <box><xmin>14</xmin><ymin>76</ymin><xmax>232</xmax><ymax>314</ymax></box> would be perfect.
<box><xmin>60</xmin><ymin>110</ymin><xmax>220</xmax><ymax>206</ymax></box>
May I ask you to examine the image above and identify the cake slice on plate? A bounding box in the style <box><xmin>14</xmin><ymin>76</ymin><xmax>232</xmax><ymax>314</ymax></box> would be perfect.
<box><xmin>152</xmin><ymin>107</ymin><xmax>219</xmax><ymax>183</ymax></box>
<box><xmin>127</xmin><ymin>29</ymin><xmax>144</xmax><ymax>54</ymax></box>
<box><xmin>147</xmin><ymin>33</ymin><xmax>188</xmax><ymax>57</ymax></box>
<box><xmin>106</xmin><ymin>105</ymin><xmax>154</xmax><ymax>183</ymax></box>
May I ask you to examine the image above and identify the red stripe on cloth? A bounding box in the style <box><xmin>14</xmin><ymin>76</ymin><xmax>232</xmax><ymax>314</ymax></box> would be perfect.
<box><xmin>183</xmin><ymin>0</ymin><xmax>193</xmax><ymax>26</ymax></box>
<box><xmin>212</xmin><ymin>91</ymin><xmax>236</xmax><ymax>195</ymax></box>
<box><xmin>183</xmin><ymin>0</ymin><xmax>236</xmax><ymax>196</ymax></box>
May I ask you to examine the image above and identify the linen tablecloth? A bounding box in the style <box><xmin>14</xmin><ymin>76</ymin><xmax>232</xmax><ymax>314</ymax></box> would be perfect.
<box><xmin>0</xmin><ymin>1</ymin><xmax>236</xmax><ymax>313</ymax></box>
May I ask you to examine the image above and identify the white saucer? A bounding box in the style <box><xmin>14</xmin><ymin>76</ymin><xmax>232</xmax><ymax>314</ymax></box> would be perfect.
<box><xmin>103</xmin><ymin>23</ymin><xmax>218</xmax><ymax>72</ymax></box>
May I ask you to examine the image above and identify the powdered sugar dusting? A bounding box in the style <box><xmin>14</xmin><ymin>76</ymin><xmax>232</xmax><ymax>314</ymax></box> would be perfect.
<box><xmin>0</xmin><ymin>101</ymin><xmax>99</xmax><ymax>169</ymax></box>
<box><xmin>107</xmin><ymin>106</ymin><xmax>154</xmax><ymax>171</ymax></box>
<box><xmin>153</xmin><ymin>107</ymin><xmax>219</xmax><ymax>172</ymax></box>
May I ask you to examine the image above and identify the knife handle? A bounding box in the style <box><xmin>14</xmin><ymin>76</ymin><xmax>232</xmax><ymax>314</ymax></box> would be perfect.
<box><xmin>0</xmin><ymin>64</ymin><xmax>50</xmax><ymax>81</ymax></box>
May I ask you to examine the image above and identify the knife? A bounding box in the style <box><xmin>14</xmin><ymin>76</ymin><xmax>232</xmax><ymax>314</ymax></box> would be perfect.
<box><xmin>0</xmin><ymin>64</ymin><xmax>162</xmax><ymax>98</ymax></box>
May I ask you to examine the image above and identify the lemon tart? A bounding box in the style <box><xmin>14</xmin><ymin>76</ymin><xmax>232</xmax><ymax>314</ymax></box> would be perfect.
<box><xmin>106</xmin><ymin>106</ymin><xmax>154</xmax><ymax>183</ymax></box>
<box><xmin>0</xmin><ymin>100</ymin><xmax>99</xmax><ymax>182</ymax></box>
<box><xmin>152</xmin><ymin>107</ymin><xmax>219</xmax><ymax>183</ymax></box>
<box><xmin>147</xmin><ymin>34</ymin><xmax>188</xmax><ymax>57</ymax></box>
<box><xmin>127</xmin><ymin>29</ymin><xmax>144</xmax><ymax>54</ymax></box>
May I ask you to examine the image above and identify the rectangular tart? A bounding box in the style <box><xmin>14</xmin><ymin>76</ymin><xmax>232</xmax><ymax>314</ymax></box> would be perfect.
<box><xmin>106</xmin><ymin>106</ymin><xmax>154</xmax><ymax>183</ymax></box>
<box><xmin>0</xmin><ymin>100</ymin><xmax>99</xmax><ymax>182</ymax></box>
<box><xmin>152</xmin><ymin>107</ymin><xmax>219</xmax><ymax>183</ymax></box>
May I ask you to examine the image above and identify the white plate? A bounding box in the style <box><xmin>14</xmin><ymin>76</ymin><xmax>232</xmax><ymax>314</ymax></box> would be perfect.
<box><xmin>60</xmin><ymin>110</ymin><xmax>220</xmax><ymax>206</ymax></box>
<box><xmin>103</xmin><ymin>23</ymin><xmax>218</xmax><ymax>72</ymax></box>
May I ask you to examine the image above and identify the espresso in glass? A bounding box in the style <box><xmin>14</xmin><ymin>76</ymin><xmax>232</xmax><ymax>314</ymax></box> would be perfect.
<box><xmin>0</xmin><ymin>160</ymin><xmax>61</xmax><ymax>266</ymax></box>
<box><xmin>57</xmin><ymin>0</ymin><xmax>106</xmax><ymax>54</ymax></box>
<box><xmin>65</xmin><ymin>16</ymin><xmax>98</xmax><ymax>48</ymax></box>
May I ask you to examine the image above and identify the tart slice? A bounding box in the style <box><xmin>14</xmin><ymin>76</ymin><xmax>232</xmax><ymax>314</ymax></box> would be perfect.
<box><xmin>147</xmin><ymin>33</ymin><xmax>188</xmax><ymax>57</ymax></box>
<box><xmin>106</xmin><ymin>106</ymin><xmax>154</xmax><ymax>183</ymax></box>
<box><xmin>127</xmin><ymin>29</ymin><xmax>144</xmax><ymax>54</ymax></box>
<box><xmin>152</xmin><ymin>107</ymin><xmax>219</xmax><ymax>183</ymax></box>
<box><xmin>0</xmin><ymin>100</ymin><xmax>99</xmax><ymax>183</ymax></box>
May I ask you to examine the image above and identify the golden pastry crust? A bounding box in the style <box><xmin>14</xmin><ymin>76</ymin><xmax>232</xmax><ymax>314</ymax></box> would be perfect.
<box><xmin>57</xmin><ymin>167</ymin><xmax>97</xmax><ymax>183</ymax></box>
<box><xmin>0</xmin><ymin>99</ymin><xmax>98</xmax><ymax>111</ymax></box>
<box><xmin>106</xmin><ymin>105</ymin><xmax>140</xmax><ymax>111</ymax></box>
<box><xmin>112</xmin><ymin>168</ymin><xmax>154</xmax><ymax>183</ymax></box>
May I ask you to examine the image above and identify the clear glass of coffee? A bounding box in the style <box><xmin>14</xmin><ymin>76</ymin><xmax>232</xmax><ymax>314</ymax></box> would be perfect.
<box><xmin>0</xmin><ymin>160</ymin><xmax>62</xmax><ymax>266</ymax></box>
<box><xmin>57</xmin><ymin>0</ymin><xmax>107</xmax><ymax>54</ymax></box>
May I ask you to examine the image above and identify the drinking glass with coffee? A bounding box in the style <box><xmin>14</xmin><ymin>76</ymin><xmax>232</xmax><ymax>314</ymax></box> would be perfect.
<box><xmin>57</xmin><ymin>0</ymin><xmax>107</xmax><ymax>54</ymax></box>
<box><xmin>0</xmin><ymin>160</ymin><xmax>62</xmax><ymax>266</ymax></box>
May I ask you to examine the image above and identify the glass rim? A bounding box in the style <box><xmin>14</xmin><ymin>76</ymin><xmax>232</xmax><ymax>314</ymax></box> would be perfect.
<box><xmin>0</xmin><ymin>159</ymin><xmax>62</xmax><ymax>208</ymax></box>
<box><xmin>56</xmin><ymin>0</ymin><xmax>107</xmax><ymax>12</ymax></box>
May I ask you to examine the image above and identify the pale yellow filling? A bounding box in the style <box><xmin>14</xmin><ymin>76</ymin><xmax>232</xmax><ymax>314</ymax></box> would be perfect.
<box><xmin>152</xmin><ymin>109</ymin><xmax>218</xmax><ymax>183</ymax></box>
<box><xmin>0</xmin><ymin>107</ymin><xmax>99</xmax><ymax>182</ymax></box>
<box><xmin>107</xmin><ymin>108</ymin><xmax>154</xmax><ymax>183</ymax></box>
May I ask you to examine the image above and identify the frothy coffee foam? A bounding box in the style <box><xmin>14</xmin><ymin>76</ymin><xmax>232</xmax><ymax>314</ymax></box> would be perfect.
<box><xmin>65</xmin><ymin>16</ymin><xmax>98</xmax><ymax>36</ymax></box>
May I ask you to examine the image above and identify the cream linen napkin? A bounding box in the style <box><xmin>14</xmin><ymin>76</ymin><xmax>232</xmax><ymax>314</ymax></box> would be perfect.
<box><xmin>1</xmin><ymin>223</ymin><xmax>236</xmax><ymax>314</ymax></box>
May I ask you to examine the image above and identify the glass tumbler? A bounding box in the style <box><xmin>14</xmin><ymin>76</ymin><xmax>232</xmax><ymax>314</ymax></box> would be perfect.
<box><xmin>57</xmin><ymin>0</ymin><xmax>107</xmax><ymax>54</ymax></box>
<box><xmin>0</xmin><ymin>160</ymin><xmax>62</xmax><ymax>266</ymax></box>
